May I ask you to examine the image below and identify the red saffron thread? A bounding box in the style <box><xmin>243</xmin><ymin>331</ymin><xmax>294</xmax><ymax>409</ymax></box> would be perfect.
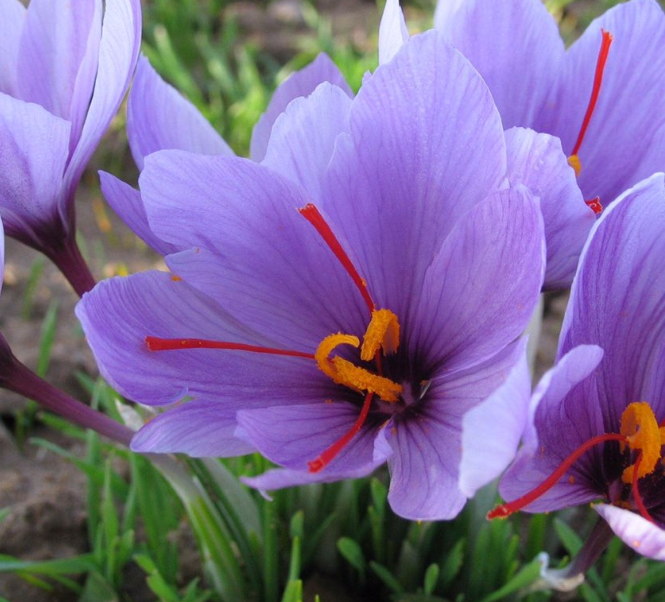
<box><xmin>308</xmin><ymin>392</ymin><xmax>374</xmax><ymax>472</ymax></box>
<box><xmin>487</xmin><ymin>432</ymin><xmax>626</xmax><ymax>520</ymax></box>
<box><xmin>299</xmin><ymin>203</ymin><xmax>375</xmax><ymax>314</ymax></box>
<box><xmin>585</xmin><ymin>197</ymin><xmax>603</xmax><ymax>215</ymax></box>
<box><xmin>570</xmin><ymin>29</ymin><xmax>614</xmax><ymax>158</ymax></box>
<box><xmin>631</xmin><ymin>453</ymin><xmax>656</xmax><ymax>524</ymax></box>
<box><xmin>145</xmin><ymin>336</ymin><xmax>315</xmax><ymax>359</ymax></box>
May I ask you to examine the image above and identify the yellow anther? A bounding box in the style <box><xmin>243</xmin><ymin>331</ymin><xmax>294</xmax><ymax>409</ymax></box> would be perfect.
<box><xmin>620</xmin><ymin>402</ymin><xmax>662</xmax><ymax>483</ymax></box>
<box><xmin>568</xmin><ymin>154</ymin><xmax>581</xmax><ymax>177</ymax></box>
<box><xmin>315</xmin><ymin>333</ymin><xmax>359</xmax><ymax>380</ymax></box>
<box><xmin>360</xmin><ymin>309</ymin><xmax>400</xmax><ymax>361</ymax></box>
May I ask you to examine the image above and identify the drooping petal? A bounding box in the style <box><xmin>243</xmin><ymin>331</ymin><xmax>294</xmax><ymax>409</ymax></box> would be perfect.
<box><xmin>140</xmin><ymin>151</ymin><xmax>368</xmax><ymax>350</ymax></box>
<box><xmin>378</xmin><ymin>0</ymin><xmax>409</xmax><ymax>66</ymax></box>
<box><xmin>595</xmin><ymin>504</ymin><xmax>665</xmax><ymax>561</ymax></box>
<box><xmin>537</xmin><ymin>0</ymin><xmax>665</xmax><ymax>203</ymax></box>
<box><xmin>99</xmin><ymin>171</ymin><xmax>180</xmax><ymax>256</ymax></box>
<box><xmin>499</xmin><ymin>345</ymin><xmax>606</xmax><ymax>512</ymax></box>
<box><xmin>131</xmin><ymin>401</ymin><xmax>255</xmax><ymax>457</ymax></box>
<box><xmin>505</xmin><ymin>127</ymin><xmax>594</xmax><ymax>289</ymax></box>
<box><xmin>250</xmin><ymin>53</ymin><xmax>353</xmax><ymax>162</ymax></box>
<box><xmin>435</xmin><ymin>0</ymin><xmax>564</xmax><ymax>129</ymax></box>
<box><xmin>0</xmin><ymin>94</ymin><xmax>71</xmax><ymax>244</ymax></box>
<box><xmin>76</xmin><ymin>270</ymin><xmax>328</xmax><ymax>408</ymax></box>
<box><xmin>409</xmin><ymin>187</ymin><xmax>544</xmax><ymax>375</ymax></box>
<box><xmin>320</xmin><ymin>31</ymin><xmax>507</xmax><ymax>320</ymax></box>
<box><xmin>0</xmin><ymin>0</ymin><xmax>26</xmax><ymax>96</ymax></box>
<box><xmin>559</xmin><ymin>173</ymin><xmax>665</xmax><ymax>424</ymax></box>
<box><xmin>127</xmin><ymin>56</ymin><xmax>233</xmax><ymax>170</ymax></box>
<box><xmin>459</xmin><ymin>339</ymin><xmax>531</xmax><ymax>497</ymax></box>
<box><xmin>262</xmin><ymin>83</ymin><xmax>351</xmax><ymax>202</ymax></box>
<box><xmin>64</xmin><ymin>0</ymin><xmax>141</xmax><ymax>198</ymax></box>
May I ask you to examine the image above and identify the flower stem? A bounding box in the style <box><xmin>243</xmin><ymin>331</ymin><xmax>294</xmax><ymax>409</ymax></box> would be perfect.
<box><xmin>46</xmin><ymin>235</ymin><xmax>96</xmax><ymax>297</ymax></box>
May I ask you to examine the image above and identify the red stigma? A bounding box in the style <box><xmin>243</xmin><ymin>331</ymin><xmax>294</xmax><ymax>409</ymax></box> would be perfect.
<box><xmin>585</xmin><ymin>197</ymin><xmax>603</xmax><ymax>215</ymax></box>
<box><xmin>570</xmin><ymin>29</ymin><xmax>614</xmax><ymax>159</ymax></box>
<box><xmin>145</xmin><ymin>336</ymin><xmax>315</xmax><ymax>359</ymax></box>
<box><xmin>299</xmin><ymin>203</ymin><xmax>376</xmax><ymax>314</ymax></box>
<box><xmin>308</xmin><ymin>392</ymin><xmax>374</xmax><ymax>472</ymax></box>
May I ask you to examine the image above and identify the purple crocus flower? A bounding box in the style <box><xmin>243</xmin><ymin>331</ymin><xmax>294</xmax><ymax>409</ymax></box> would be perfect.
<box><xmin>0</xmin><ymin>0</ymin><xmax>141</xmax><ymax>295</ymax></box>
<box><xmin>488</xmin><ymin>173</ymin><xmax>665</xmax><ymax>563</ymax></box>
<box><xmin>77</xmin><ymin>31</ymin><xmax>545</xmax><ymax>520</ymax></box>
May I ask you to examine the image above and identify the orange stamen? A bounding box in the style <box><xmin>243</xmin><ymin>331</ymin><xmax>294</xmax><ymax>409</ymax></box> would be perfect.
<box><xmin>299</xmin><ymin>203</ymin><xmax>375</xmax><ymax>314</ymax></box>
<box><xmin>631</xmin><ymin>453</ymin><xmax>656</xmax><ymax>524</ymax></box>
<box><xmin>145</xmin><ymin>336</ymin><xmax>315</xmax><ymax>359</ymax></box>
<box><xmin>308</xmin><ymin>392</ymin><xmax>374</xmax><ymax>472</ymax></box>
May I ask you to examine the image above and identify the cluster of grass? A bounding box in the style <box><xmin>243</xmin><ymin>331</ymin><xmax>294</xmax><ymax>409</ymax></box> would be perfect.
<box><xmin>3</xmin><ymin>1</ymin><xmax>665</xmax><ymax>601</ymax></box>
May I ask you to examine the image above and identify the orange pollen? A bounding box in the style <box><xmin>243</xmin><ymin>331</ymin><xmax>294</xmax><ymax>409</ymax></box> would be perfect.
<box><xmin>567</xmin><ymin>29</ymin><xmax>614</xmax><ymax>177</ymax></box>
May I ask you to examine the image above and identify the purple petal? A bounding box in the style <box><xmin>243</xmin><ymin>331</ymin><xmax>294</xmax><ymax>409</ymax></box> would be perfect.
<box><xmin>127</xmin><ymin>56</ymin><xmax>233</xmax><ymax>171</ymax></box>
<box><xmin>435</xmin><ymin>0</ymin><xmax>564</xmax><ymax>128</ymax></box>
<box><xmin>499</xmin><ymin>345</ymin><xmax>605</xmax><ymax>512</ymax></box>
<box><xmin>131</xmin><ymin>400</ymin><xmax>255</xmax><ymax>457</ymax></box>
<box><xmin>0</xmin><ymin>94</ymin><xmax>71</xmax><ymax>244</ymax></box>
<box><xmin>559</xmin><ymin>173</ymin><xmax>665</xmax><ymax>425</ymax></box>
<box><xmin>378</xmin><ymin>0</ymin><xmax>409</xmax><ymax>65</ymax></box>
<box><xmin>140</xmin><ymin>151</ymin><xmax>368</xmax><ymax>350</ymax></box>
<box><xmin>64</xmin><ymin>0</ymin><xmax>141</xmax><ymax>197</ymax></box>
<box><xmin>320</xmin><ymin>31</ymin><xmax>507</xmax><ymax>320</ymax></box>
<box><xmin>537</xmin><ymin>0</ymin><xmax>665</xmax><ymax>203</ymax></box>
<box><xmin>99</xmin><ymin>171</ymin><xmax>180</xmax><ymax>256</ymax></box>
<box><xmin>410</xmin><ymin>187</ymin><xmax>544</xmax><ymax>375</ymax></box>
<box><xmin>595</xmin><ymin>504</ymin><xmax>665</xmax><ymax>561</ymax></box>
<box><xmin>250</xmin><ymin>53</ymin><xmax>353</xmax><ymax>162</ymax></box>
<box><xmin>76</xmin><ymin>270</ymin><xmax>327</xmax><ymax>408</ymax></box>
<box><xmin>0</xmin><ymin>0</ymin><xmax>26</xmax><ymax>96</ymax></box>
<box><xmin>505</xmin><ymin>127</ymin><xmax>594</xmax><ymax>289</ymax></box>
<box><xmin>262</xmin><ymin>82</ymin><xmax>351</xmax><ymax>201</ymax></box>
<box><xmin>459</xmin><ymin>339</ymin><xmax>531</xmax><ymax>497</ymax></box>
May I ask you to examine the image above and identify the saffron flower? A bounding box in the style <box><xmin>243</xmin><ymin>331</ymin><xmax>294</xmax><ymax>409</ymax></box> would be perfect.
<box><xmin>77</xmin><ymin>32</ymin><xmax>545</xmax><ymax>520</ymax></box>
<box><xmin>489</xmin><ymin>173</ymin><xmax>665</xmax><ymax>562</ymax></box>
<box><xmin>0</xmin><ymin>0</ymin><xmax>141</xmax><ymax>295</ymax></box>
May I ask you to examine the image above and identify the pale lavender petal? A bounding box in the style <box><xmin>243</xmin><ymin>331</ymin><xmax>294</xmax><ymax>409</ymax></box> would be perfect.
<box><xmin>436</xmin><ymin>0</ymin><xmax>563</xmax><ymax>128</ymax></box>
<box><xmin>99</xmin><ymin>171</ymin><xmax>179</xmax><ymax>256</ymax></box>
<box><xmin>537</xmin><ymin>0</ymin><xmax>665</xmax><ymax>203</ymax></box>
<box><xmin>65</xmin><ymin>0</ymin><xmax>141</xmax><ymax>197</ymax></box>
<box><xmin>459</xmin><ymin>339</ymin><xmax>530</xmax><ymax>497</ymax></box>
<box><xmin>499</xmin><ymin>345</ymin><xmax>605</xmax><ymax>512</ymax></box>
<box><xmin>505</xmin><ymin>127</ymin><xmax>594</xmax><ymax>289</ymax></box>
<box><xmin>0</xmin><ymin>216</ymin><xmax>4</xmax><ymax>296</ymax></box>
<box><xmin>410</xmin><ymin>187</ymin><xmax>544</xmax><ymax>375</ymax></box>
<box><xmin>378</xmin><ymin>0</ymin><xmax>409</xmax><ymax>65</ymax></box>
<box><xmin>595</xmin><ymin>504</ymin><xmax>665</xmax><ymax>561</ymax></box>
<box><xmin>131</xmin><ymin>401</ymin><xmax>255</xmax><ymax>457</ymax></box>
<box><xmin>250</xmin><ymin>53</ymin><xmax>353</xmax><ymax>162</ymax></box>
<box><xmin>128</xmin><ymin>56</ymin><xmax>233</xmax><ymax>171</ymax></box>
<box><xmin>262</xmin><ymin>83</ymin><xmax>351</xmax><ymax>201</ymax></box>
<box><xmin>321</xmin><ymin>31</ymin><xmax>507</xmax><ymax>320</ymax></box>
<box><xmin>559</xmin><ymin>173</ymin><xmax>665</xmax><ymax>424</ymax></box>
<box><xmin>0</xmin><ymin>0</ymin><xmax>26</xmax><ymax>96</ymax></box>
<box><xmin>0</xmin><ymin>94</ymin><xmax>71</xmax><ymax>243</ymax></box>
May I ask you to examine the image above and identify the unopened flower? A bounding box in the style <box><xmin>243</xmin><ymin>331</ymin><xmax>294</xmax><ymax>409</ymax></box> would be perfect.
<box><xmin>0</xmin><ymin>0</ymin><xmax>141</xmax><ymax>295</ymax></box>
<box><xmin>77</xmin><ymin>32</ymin><xmax>545</xmax><ymax>520</ymax></box>
<box><xmin>489</xmin><ymin>173</ymin><xmax>665</xmax><ymax>562</ymax></box>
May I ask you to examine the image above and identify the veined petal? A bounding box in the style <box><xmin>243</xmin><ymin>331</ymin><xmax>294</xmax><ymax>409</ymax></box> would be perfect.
<box><xmin>0</xmin><ymin>0</ymin><xmax>26</xmax><ymax>96</ymax></box>
<box><xmin>505</xmin><ymin>127</ymin><xmax>594</xmax><ymax>289</ymax></box>
<box><xmin>250</xmin><ymin>53</ymin><xmax>353</xmax><ymax>162</ymax></box>
<box><xmin>595</xmin><ymin>504</ymin><xmax>665</xmax><ymax>561</ymax></box>
<box><xmin>378</xmin><ymin>0</ymin><xmax>409</xmax><ymax>66</ymax></box>
<box><xmin>262</xmin><ymin>83</ymin><xmax>351</xmax><ymax>202</ymax></box>
<box><xmin>436</xmin><ymin>0</ymin><xmax>563</xmax><ymax>128</ymax></box>
<box><xmin>321</xmin><ymin>31</ymin><xmax>507</xmax><ymax>320</ymax></box>
<box><xmin>128</xmin><ymin>56</ymin><xmax>233</xmax><ymax>170</ymax></box>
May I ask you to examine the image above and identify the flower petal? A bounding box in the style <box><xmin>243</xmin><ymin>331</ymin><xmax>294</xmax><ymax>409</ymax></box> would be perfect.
<box><xmin>131</xmin><ymin>400</ymin><xmax>255</xmax><ymax>457</ymax></box>
<box><xmin>127</xmin><ymin>56</ymin><xmax>233</xmax><ymax>170</ymax></box>
<box><xmin>410</xmin><ymin>186</ymin><xmax>544</xmax><ymax>375</ymax></box>
<box><xmin>250</xmin><ymin>53</ymin><xmax>353</xmax><ymax>162</ymax></box>
<box><xmin>595</xmin><ymin>504</ymin><xmax>665</xmax><ymax>561</ymax></box>
<box><xmin>0</xmin><ymin>0</ymin><xmax>26</xmax><ymax>96</ymax></box>
<box><xmin>262</xmin><ymin>82</ymin><xmax>351</xmax><ymax>201</ymax></box>
<box><xmin>378</xmin><ymin>0</ymin><xmax>409</xmax><ymax>65</ymax></box>
<box><xmin>320</xmin><ymin>31</ymin><xmax>507</xmax><ymax>319</ymax></box>
<box><xmin>435</xmin><ymin>0</ymin><xmax>564</xmax><ymax>128</ymax></box>
<box><xmin>505</xmin><ymin>127</ymin><xmax>594</xmax><ymax>289</ymax></box>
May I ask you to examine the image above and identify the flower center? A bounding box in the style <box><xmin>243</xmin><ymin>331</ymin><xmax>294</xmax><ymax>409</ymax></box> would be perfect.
<box><xmin>566</xmin><ymin>28</ymin><xmax>613</xmax><ymax>216</ymax></box>
<box><xmin>488</xmin><ymin>401</ymin><xmax>665</xmax><ymax>523</ymax></box>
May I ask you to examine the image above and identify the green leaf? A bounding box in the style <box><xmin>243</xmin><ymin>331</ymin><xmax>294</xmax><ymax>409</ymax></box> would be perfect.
<box><xmin>439</xmin><ymin>539</ymin><xmax>465</xmax><ymax>589</ymax></box>
<box><xmin>553</xmin><ymin>519</ymin><xmax>583</xmax><ymax>555</ymax></box>
<box><xmin>424</xmin><ymin>563</ymin><xmax>440</xmax><ymax>596</ymax></box>
<box><xmin>337</xmin><ymin>537</ymin><xmax>366</xmax><ymax>575</ymax></box>
<box><xmin>477</xmin><ymin>559</ymin><xmax>542</xmax><ymax>602</ymax></box>
<box><xmin>370</xmin><ymin>561</ymin><xmax>405</xmax><ymax>594</ymax></box>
